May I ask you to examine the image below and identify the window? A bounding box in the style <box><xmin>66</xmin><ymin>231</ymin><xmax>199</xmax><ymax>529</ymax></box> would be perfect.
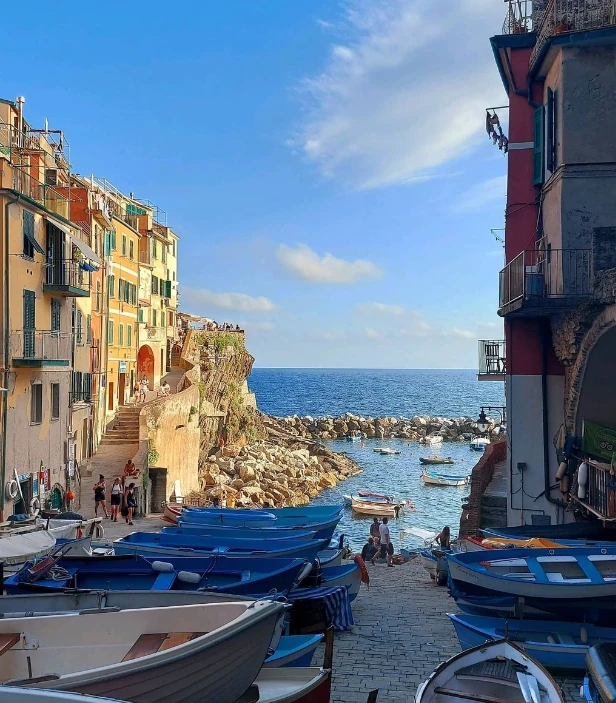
<box><xmin>129</xmin><ymin>240</ymin><xmax>134</xmax><ymax>260</ymax></box>
<box><xmin>138</xmin><ymin>307</ymin><xmax>144</xmax><ymax>323</ymax></box>
<box><xmin>51</xmin><ymin>298</ymin><xmax>61</xmax><ymax>332</ymax></box>
<box><xmin>23</xmin><ymin>210</ymin><xmax>42</xmax><ymax>259</ymax></box>
<box><xmin>152</xmin><ymin>239</ymin><xmax>158</xmax><ymax>259</ymax></box>
<box><xmin>172</xmin><ymin>241</ymin><xmax>176</xmax><ymax>257</ymax></box>
<box><xmin>162</xmin><ymin>245</ymin><xmax>167</xmax><ymax>263</ymax></box>
<box><xmin>127</xmin><ymin>324</ymin><xmax>132</xmax><ymax>348</ymax></box>
<box><xmin>95</xmin><ymin>281</ymin><xmax>101</xmax><ymax>312</ymax></box>
<box><xmin>23</xmin><ymin>290</ymin><xmax>36</xmax><ymax>358</ymax></box>
<box><xmin>76</xmin><ymin>310</ymin><xmax>83</xmax><ymax>344</ymax></box>
<box><xmin>165</xmin><ymin>280</ymin><xmax>172</xmax><ymax>298</ymax></box>
<box><xmin>119</xmin><ymin>323</ymin><xmax>124</xmax><ymax>346</ymax></box>
<box><xmin>131</xmin><ymin>283</ymin><xmax>137</xmax><ymax>306</ymax></box>
<box><xmin>118</xmin><ymin>279</ymin><xmax>125</xmax><ymax>302</ymax></box>
<box><xmin>152</xmin><ymin>309</ymin><xmax>158</xmax><ymax>327</ymax></box>
<box><xmin>108</xmin><ymin>320</ymin><xmax>114</xmax><ymax>345</ymax></box>
<box><xmin>51</xmin><ymin>383</ymin><xmax>60</xmax><ymax>420</ymax></box>
<box><xmin>151</xmin><ymin>276</ymin><xmax>159</xmax><ymax>295</ymax></box>
<box><xmin>533</xmin><ymin>106</ymin><xmax>544</xmax><ymax>186</ymax></box>
<box><xmin>122</xmin><ymin>235</ymin><xmax>127</xmax><ymax>256</ymax></box>
<box><xmin>109</xmin><ymin>275</ymin><xmax>116</xmax><ymax>298</ymax></box>
<box><xmin>31</xmin><ymin>383</ymin><xmax>42</xmax><ymax>424</ymax></box>
<box><xmin>546</xmin><ymin>87</ymin><xmax>558</xmax><ymax>176</ymax></box>
<box><xmin>168</xmin><ymin>311</ymin><xmax>174</xmax><ymax>327</ymax></box>
<box><xmin>111</xmin><ymin>230</ymin><xmax>117</xmax><ymax>250</ymax></box>
<box><xmin>86</xmin><ymin>314</ymin><xmax>92</xmax><ymax>344</ymax></box>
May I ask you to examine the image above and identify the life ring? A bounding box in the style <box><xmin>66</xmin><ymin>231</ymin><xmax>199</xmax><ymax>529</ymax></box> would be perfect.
<box><xmin>29</xmin><ymin>496</ymin><xmax>40</xmax><ymax>517</ymax></box>
<box><xmin>5</xmin><ymin>480</ymin><xmax>19</xmax><ymax>501</ymax></box>
<box><xmin>354</xmin><ymin>554</ymin><xmax>370</xmax><ymax>587</ymax></box>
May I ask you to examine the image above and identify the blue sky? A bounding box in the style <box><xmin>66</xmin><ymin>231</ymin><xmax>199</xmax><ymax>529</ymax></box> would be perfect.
<box><xmin>2</xmin><ymin>0</ymin><xmax>508</xmax><ymax>368</ymax></box>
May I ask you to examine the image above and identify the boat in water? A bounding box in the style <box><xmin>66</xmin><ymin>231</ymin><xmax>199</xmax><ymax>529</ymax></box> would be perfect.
<box><xmin>449</xmin><ymin>613</ymin><xmax>616</xmax><ymax>672</ymax></box>
<box><xmin>470</xmin><ymin>436</ymin><xmax>490</xmax><ymax>452</ymax></box>
<box><xmin>420</xmin><ymin>435</ymin><xmax>443</xmax><ymax>447</ymax></box>
<box><xmin>420</xmin><ymin>471</ymin><xmax>469</xmax><ymax>487</ymax></box>
<box><xmin>350</xmin><ymin>497</ymin><xmax>406</xmax><ymax>517</ymax></box>
<box><xmin>0</xmin><ymin>600</ymin><xmax>286</xmax><ymax>703</ymax></box>
<box><xmin>419</xmin><ymin>456</ymin><xmax>455</xmax><ymax>465</ymax></box>
<box><xmin>358</xmin><ymin>491</ymin><xmax>395</xmax><ymax>501</ymax></box>
<box><xmin>415</xmin><ymin>639</ymin><xmax>564</xmax><ymax>702</ymax></box>
<box><xmin>372</xmin><ymin>448</ymin><xmax>401</xmax><ymax>455</ymax></box>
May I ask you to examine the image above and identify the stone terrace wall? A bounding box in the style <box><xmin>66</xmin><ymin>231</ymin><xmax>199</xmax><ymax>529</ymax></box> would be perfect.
<box><xmin>459</xmin><ymin>440</ymin><xmax>507</xmax><ymax>537</ymax></box>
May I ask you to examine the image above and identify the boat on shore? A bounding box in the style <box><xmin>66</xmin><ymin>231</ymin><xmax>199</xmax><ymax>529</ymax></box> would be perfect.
<box><xmin>242</xmin><ymin>666</ymin><xmax>331</xmax><ymax>703</ymax></box>
<box><xmin>416</xmin><ymin>639</ymin><xmax>564</xmax><ymax>702</ymax></box>
<box><xmin>419</xmin><ymin>456</ymin><xmax>455</xmax><ymax>465</ymax></box>
<box><xmin>421</xmin><ymin>471</ymin><xmax>469</xmax><ymax>487</ymax></box>
<box><xmin>264</xmin><ymin>635</ymin><xmax>323</xmax><ymax>668</ymax></box>
<box><xmin>0</xmin><ymin>600</ymin><xmax>286</xmax><ymax>703</ymax></box>
<box><xmin>481</xmin><ymin>522</ymin><xmax>616</xmax><ymax>542</ymax></box>
<box><xmin>0</xmin><ymin>689</ymin><xmax>124</xmax><ymax>703</ymax></box>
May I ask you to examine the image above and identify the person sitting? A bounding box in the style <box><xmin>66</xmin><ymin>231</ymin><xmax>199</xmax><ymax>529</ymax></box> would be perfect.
<box><xmin>159</xmin><ymin>380</ymin><xmax>171</xmax><ymax>397</ymax></box>
<box><xmin>436</xmin><ymin>525</ymin><xmax>451</xmax><ymax>550</ymax></box>
<box><xmin>361</xmin><ymin>537</ymin><xmax>378</xmax><ymax>565</ymax></box>
<box><xmin>122</xmin><ymin>458</ymin><xmax>140</xmax><ymax>487</ymax></box>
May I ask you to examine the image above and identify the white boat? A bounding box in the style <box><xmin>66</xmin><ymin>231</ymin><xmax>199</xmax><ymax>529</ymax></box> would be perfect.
<box><xmin>420</xmin><ymin>435</ymin><xmax>443</xmax><ymax>447</ymax></box>
<box><xmin>238</xmin><ymin>667</ymin><xmax>330</xmax><ymax>703</ymax></box>
<box><xmin>372</xmin><ymin>448</ymin><xmax>401</xmax><ymax>455</ymax></box>
<box><xmin>0</xmin><ymin>600</ymin><xmax>286</xmax><ymax>703</ymax></box>
<box><xmin>470</xmin><ymin>436</ymin><xmax>490</xmax><ymax>452</ymax></box>
<box><xmin>416</xmin><ymin>639</ymin><xmax>564</xmax><ymax>703</ymax></box>
<box><xmin>0</xmin><ymin>688</ymin><xmax>123</xmax><ymax>702</ymax></box>
<box><xmin>421</xmin><ymin>471</ymin><xmax>470</xmax><ymax>488</ymax></box>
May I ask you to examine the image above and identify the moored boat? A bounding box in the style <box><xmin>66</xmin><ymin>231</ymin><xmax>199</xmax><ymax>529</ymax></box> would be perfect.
<box><xmin>470</xmin><ymin>436</ymin><xmax>490</xmax><ymax>452</ymax></box>
<box><xmin>358</xmin><ymin>491</ymin><xmax>395</xmax><ymax>501</ymax></box>
<box><xmin>420</xmin><ymin>471</ymin><xmax>469</xmax><ymax>487</ymax></box>
<box><xmin>420</xmin><ymin>434</ymin><xmax>443</xmax><ymax>446</ymax></box>
<box><xmin>449</xmin><ymin>613</ymin><xmax>616</xmax><ymax>672</ymax></box>
<box><xmin>264</xmin><ymin>635</ymin><xmax>323</xmax><ymax>668</ymax></box>
<box><xmin>241</xmin><ymin>667</ymin><xmax>331</xmax><ymax>703</ymax></box>
<box><xmin>0</xmin><ymin>600</ymin><xmax>286</xmax><ymax>703</ymax></box>
<box><xmin>415</xmin><ymin>639</ymin><xmax>564</xmax><ymax>702</ymax></box>
<box><xmin>350</xmin><ymin>497</ymin><xmax>404</xmax><ymax>517</ymax></box>
<box><xmin>372</xmin><ymin>448</ymin><xmax>400</xmax><ymax>455</ymax></box>
<box><xmin>419</xmin><ymin>456</ymin><xmax>455</xmax><ymax>465</ymax></box>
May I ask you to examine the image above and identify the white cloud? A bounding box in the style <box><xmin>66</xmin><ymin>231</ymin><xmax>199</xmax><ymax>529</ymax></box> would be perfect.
<box><xmin>294</xmin><ymin>0</ymin><xmax>504</xmax><ymax>190</ymax></box>
<box><xmin>364</xmin><ymin>327</ymin><xmax>379</xmax><ymax>339</ymax></box>
<box><xmin>181</xmin><ymin>286</ymin><xmax>275</xmax><ymax>313</ymax></box>
<box><xmin>451</xmin><ymin>328</ymin><xmax>476</xmax><ymax>339</ymax></box>
<box><xmin>357</xmin><ymin>302</ymin><xmax>405</xmax><ymax>315</ymax></box>
<box><xmin>277</xmin><ymin>243</ymin><xmax>383</xmax><ymax>284</ymax></box>
<box><xmin>454</xmin><ymin>175</ymin><xmax>507</xmax><ymax>213</ymax></box>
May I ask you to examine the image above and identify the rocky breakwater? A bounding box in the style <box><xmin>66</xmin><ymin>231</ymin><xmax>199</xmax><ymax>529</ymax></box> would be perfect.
<box><xmin>188</xmin><ymin>433</ymin><xmax>362</xmax><ymax>509</ymax></box>
<box><xmin>273</xmin><ymin>413</ymin><xmax>505</xmax><ymax>443</ymax></box>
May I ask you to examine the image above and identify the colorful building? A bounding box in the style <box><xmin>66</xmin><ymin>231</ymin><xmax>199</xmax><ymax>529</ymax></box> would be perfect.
<box><xmin>489</xmin><ymin>0</ymin><xmax>616</xmax><ymax>525</ymax></box>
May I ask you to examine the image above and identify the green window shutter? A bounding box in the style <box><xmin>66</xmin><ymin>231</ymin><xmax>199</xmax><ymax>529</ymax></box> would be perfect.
<box><xmin>104</xmin><ymin>232</ymin><xmax>110</xmax><ymax>258</ymax></box>
<box><xmin>119</xmin><ymin>324</ymin><xmax>124</xmax><ymax>346</ymax></box>
<box><xmin>127</xmin><ymin>324</ymin><xmax>132</xmax><ymax>348</ymax></box>
<box><xmin>122</xmin><ymin>235</ymin><xmax>127</xmax><ymax>256</ymax></box>
<box><xmin>118</xmin><ymin>279</ymin><xmax>124</xmax><ymax>301</ymax></box>
<box><xmin>165</xmin><ymin>280</ymin><xmax>172</xmax><ymax>298</ymax></box>
<box><xmin>108</xmin><ymin>320</ymin><xmax>114</xmax><ymax>345</ymax></box>
<box><xmin>51</xmin><ymin>298</ymin><xmax>61</xmax><ymax>332</ymax></box>
<box><xmin>546</xmin><ymin>89</ymin><xmax>554</xmax><ymax>174</ymax></box>
<box><xmin>153</xmin><ymin>309</ymin><xmax>157</xmax><ymax>327</ymax></box>
<box><xmin>86</xmin><ymin>314</ymin><xmax>92</xmax><ymax>344</ymax></box>
<box><xmin>138</xmin><ymin>308</ymin><xmax>144</xmax><ymax>323</ymax></box>
<box><xmin>533</xmin><ymin>106</ymin><xmax>545</xmax><ymax>186</ymax></box>
<box><xmin>23</xmin><ymin>210</ymin><xmax>43</xmax><ymax>257</ymax></box>
<box><xmin>109</xmin><ymin>275</ymin><xmax>115</xmax><ymax>298</ymax></box>
<box><xmin>111</xmin><ymin>230</ymin><xmax>117</xmax><ymax>250</ymax></box>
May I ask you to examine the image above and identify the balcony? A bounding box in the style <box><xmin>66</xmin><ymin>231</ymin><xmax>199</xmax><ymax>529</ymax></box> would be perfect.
<box><xmin>146</xmin><ymin>327</ymin><xmax>165</xmax><ymax>343</ymax></box>
<box><xmin>531</xmin><ymin>0</ymin><xmax>616</xmax><ymax>66</ymax></box>
<box><xmin>478</xmin><ymin>340</ymin><xmax>506</xmax><ymax>382</ymax></box>
<box><xmin>498</xmin><ymin>248</ymin><xmax>591</xmax><ymax>317</ymax></box>
<box><xmin>10</xmin><ymin>331</ymin><xmax>71</xmax><ymax>367</ymax></box>
<box><xmin>139</xmin><ymin>250</ymin><xmax>153</xmax><ymax>267</ymax></box>
<box><xmin>44</xmin><ymin>260</ymin><xmax>91</xmax><ymax>297</ymax></box>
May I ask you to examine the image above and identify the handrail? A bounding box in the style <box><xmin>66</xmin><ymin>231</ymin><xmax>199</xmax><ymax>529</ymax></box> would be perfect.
<box><xmin>10</xmin><ymin>331</ymin><xmax>72</xmax><ymax>360</ymax></box>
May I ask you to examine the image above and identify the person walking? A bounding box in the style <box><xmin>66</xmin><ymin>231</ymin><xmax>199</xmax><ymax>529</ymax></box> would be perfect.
<box><xmin>93</xmin><ymin>475</ymin><xmax>108</xmax><ymax>518</ymax></box>
<box><xmin>109</xmin><ymin>478</ymin><xmax>123</xmax><ymax>522</ymax></box>
<box><xmin>379</xmin><ymin>516</ymin><xmax>394</xmax><ymax>567</ymax></box>
<box><xmin>124</xmin><ymin>482</ymin><xmax>137</xmax><ymax>525</ymax></box>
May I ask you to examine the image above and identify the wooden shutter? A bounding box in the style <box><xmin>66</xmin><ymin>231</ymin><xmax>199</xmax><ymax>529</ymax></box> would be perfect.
<box><xmin>23</xmin><ymin>290</ymin><xmax>36</xmax><ymax>358</ymax></box>
<box><xmin>165</xmin><ymin>280</ymin><xmax>172</xmax><ymax>298</ymax></box>
<box><xmin>51</xmin><ymin>298</ymin><xmax>61</xmax><ymax>332</ymax></box>
<box><xmin>533</xmin><ymin>106</ymin><xmax>545</xmax><ymax>186</ymax></box>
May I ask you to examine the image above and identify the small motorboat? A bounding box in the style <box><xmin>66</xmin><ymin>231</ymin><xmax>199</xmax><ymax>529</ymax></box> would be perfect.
<box><xmin>346</xmin><ymin>432</ymin><xmax>362</xmax><ymax>442</ymax></box>
<box><xmin>415</xmin><ymin>639</ymin><xmax>564</xmax><ymax>702</ymax></box>
<box><xmin>449</xmin><ymin>613</ymin><xmax>616</xmax><ymax>672</ymax></box>
<box><xmin>0</xmin><ymin>600</ymin><xmax>286</xmax><ymax>703</ymax></box>
<box><xmin>419</xmin><ymin>456</ymin><xmax>455</xmax><ymax>465</ymax></box>
<box><xmin>264</xmin><ymin>635</ymin><xmax>323</xmax><ymax>668</ymax></box>
<box><xmin>470</xmin><ymin>436</ymin><xmax>490</xmax><ymax>452</ymax></box>
<box><xmin>372</xmin><ymin>448</ymin><xmax>401</xmax><ymax>455</ymax></box>
<box><xmin>421</xmin><ymin>470</ymin><xmax>469</xmax><ymax>487</ymax></box>
<box><xmin>420</xmin><ymin>435</ymin><xmax>443</xmax><ymax>446</ymax></box>
<box><xmin>350</xmin><ymin>497</ymin><xmax>405</xmax><ymax>517</ymax></box>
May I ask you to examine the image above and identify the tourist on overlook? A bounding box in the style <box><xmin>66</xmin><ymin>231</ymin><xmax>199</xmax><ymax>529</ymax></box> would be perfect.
<box><xmin>379</xmin><ymin>517</ymin><xmax>394</xmax><ymax>566</ymax></box>
<box><xmin>109</xmin><ymin>478</ymin><xmax>123</xmax><ymax>522</ymax></box>
<box><xmin>436</xmin><ymin>525</ymin><xmax>451</xmax><ymax>550</ymax></box>
<box><xmin>370</xmin><ymin>517</ymin><xmax>381</xmax><ymax>546</ymax></box>
<box><xmin>93</xmin><ymin>475</ymin><xmax>108</xmax><ymax>518</ymax></box>
<box><xmin>361</xmin><ymin>537</ymin><xmax>378</xmax><ymax>565</ymax></box>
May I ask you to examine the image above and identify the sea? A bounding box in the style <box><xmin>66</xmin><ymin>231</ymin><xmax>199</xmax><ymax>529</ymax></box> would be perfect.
<box><xmin>248</xmin><ymin>369</ymin><xmax>505</xmax><ymax>550</ymax></box>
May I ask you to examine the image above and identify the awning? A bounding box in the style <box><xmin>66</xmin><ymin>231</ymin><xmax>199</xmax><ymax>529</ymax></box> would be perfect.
<box><xmin>70</xmin><ymin>234</ymin><xmax>101</xmax><ymax>265</ymax></box>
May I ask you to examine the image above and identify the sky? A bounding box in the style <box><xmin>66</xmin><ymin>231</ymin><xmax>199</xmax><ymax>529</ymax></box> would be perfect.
<box><xmin>1</xmin><ymin>0</ymin><xmax>509</xmax><ymax>368</ymax></box>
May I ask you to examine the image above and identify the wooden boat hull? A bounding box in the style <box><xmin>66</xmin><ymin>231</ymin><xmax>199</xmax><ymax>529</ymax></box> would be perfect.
<box><xmin>415</xmin><ymin>639</ymin><xmax>564</xmax><ymax>702</ymax></box>
<box><xmin>1</xmin><ymin>601</ymin><xmax>286</xmax><ymax>703</ymax></box>
<box><xmin>350</xmin><ymin>498</ymin><xmax>401</xmax><ymax>517</ymax></box>
<box><xmin>179</xmin><ymin>515</ymin><xmax>341</xmax><ymax>541</ymax></box>
<box><xmin>358</xmin><ymin>491</ymin><xmax>395</xmax><ymax>501</ymax></box>
<box><xmin>421</xmin><ymin>472</ymin><xmax>469</xmax><ymax>487</ymax></box>
<box><xmin>449</xmin><ymin>613</ymin><xmax>616</xmax><ymax>672</ymax></box>
<box><xmin>481</xmin><ymin>522</ymin><xmax>616</xmax><ymax>542</ymax></box>
<box><xmin>300</xmin><ymin>564</ymin><xmax>361</xmax><ymax>602</ymax></box>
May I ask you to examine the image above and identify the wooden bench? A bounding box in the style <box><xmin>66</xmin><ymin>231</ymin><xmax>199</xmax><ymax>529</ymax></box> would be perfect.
<box><xmin>122</xmin><ymin>632</ymin><xmax>205</xmax><ymax>661</ymax></box>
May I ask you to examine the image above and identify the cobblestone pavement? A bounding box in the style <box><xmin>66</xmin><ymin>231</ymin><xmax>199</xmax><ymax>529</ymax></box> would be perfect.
<box><xmin>317</xmin><ymin>558</ymin><xmax>582</xmax><ymax>703</ymax></box>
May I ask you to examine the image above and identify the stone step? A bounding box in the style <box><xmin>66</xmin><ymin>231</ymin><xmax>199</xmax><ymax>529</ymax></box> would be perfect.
<box><xmin>104</xmin><ymin>431</ymin><xmax>139</xmax><ymax>440</ymax></box>
<box><xmin>113</xmin><ymin>420</ymin><xmax>140</xmax><ymax>427</ymax></box>
<box><xmin>99</xmin><ymin>437</ymin><xmax>138</xmax><ymax>446</ymax></box>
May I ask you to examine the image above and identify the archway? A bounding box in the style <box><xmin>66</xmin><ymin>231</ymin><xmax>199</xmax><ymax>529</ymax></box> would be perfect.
<box><xmin>137</xmin><ymin>345</ymin><xmax>155</xmax><ymax>390</ymax></box>
<box><xmin>574</xmin><ymin>325</ymin><xmax>616</xmax><ymax>434</ymax></box>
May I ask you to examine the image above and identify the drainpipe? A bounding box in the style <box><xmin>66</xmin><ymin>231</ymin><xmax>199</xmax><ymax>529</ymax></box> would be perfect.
<box><xmin>541</xmin><ymin>321</ymin><xmax>568</xmax><ymax>512</ymax></box>
<box><xmin>503</xmin><ymin>50</ymin><xmax>542</xmax><ymax>108</ymax></box>
<box><xmin>1</xmin><ymin>191</ymin><xmax>20</xmax><ymax>519</ymax></box>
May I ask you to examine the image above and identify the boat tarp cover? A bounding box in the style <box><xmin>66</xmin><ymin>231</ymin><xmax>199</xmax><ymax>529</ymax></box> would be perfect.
<box><xmin>400</xmin><ymin>527</ymin><xmax>438</xmax><ymax>542</ymax></box>
<box><xmin>0</xmin><ymin>530</ymin><xmax>56</xmax><ymax>563</ymax></box>
<box><xmin>288</xmin><ymin>585</ymin><xmax>354</xmax><ymax>631</ymax></box>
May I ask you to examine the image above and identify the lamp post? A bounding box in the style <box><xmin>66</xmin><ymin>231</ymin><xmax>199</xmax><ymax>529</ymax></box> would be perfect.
<box><xmin>475</xmin><ymin>406</ymin><xmax>507</xmax><ymax>436</ymax></box>
<box><xmin>476</xmin><ymin>409</ymin><xmax>490</xmax><ymax>435</ymax></box>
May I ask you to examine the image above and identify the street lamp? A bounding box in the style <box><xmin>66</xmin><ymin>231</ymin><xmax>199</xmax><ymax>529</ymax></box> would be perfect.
<box><xmin>476</xmin><ymin>409</ymin><xmax>490</xmax><ymax>435</ymax></box>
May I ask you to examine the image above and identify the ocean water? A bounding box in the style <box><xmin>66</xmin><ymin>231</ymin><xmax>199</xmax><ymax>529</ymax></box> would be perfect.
<box><xmin>249</xmin><ymin>368</ymin><xmax>505</xmax><ymax>548</ymax></box>
<box><xmin>249</xmin><ymin>368</ymin><xmax>504</xmax><ymax>418</ymax></box>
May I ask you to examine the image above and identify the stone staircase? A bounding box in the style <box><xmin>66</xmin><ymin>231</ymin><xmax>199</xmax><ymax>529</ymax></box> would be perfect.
<box><xmin>99</xmin><ymin>405</ymin><xmax>141</xmax><ymax>446</ymax></box>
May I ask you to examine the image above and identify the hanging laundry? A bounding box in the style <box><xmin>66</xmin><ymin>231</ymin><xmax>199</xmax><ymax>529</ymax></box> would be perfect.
<box><xmin>498</xmin><ymin>134</ymin><xmax>509</xmax><ymax>153</ymax></box>
<box><xmin>486</xmin><ymin>112</ymin><xmax>494</xmax><ymax>137</ymax></box>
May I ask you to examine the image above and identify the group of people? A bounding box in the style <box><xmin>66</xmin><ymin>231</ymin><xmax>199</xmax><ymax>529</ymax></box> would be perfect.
<box><xmin>133</xmin><ymin>376</ymin><xmax>172</xmax><ymax>403</ymax></box>
<box><xmin>361</xmin><ymin>516</ymin><xmax>395</xmax><ymax>567</ymax></box>
<box><xmin>92</xmin><ymin>458</ymin><xmax>141</xmax><ymax>524</ymax></box>
<box><xmin>203</xmin><ymin>321</ymin><xmax>241</xmax><ymax>332</ymax></box>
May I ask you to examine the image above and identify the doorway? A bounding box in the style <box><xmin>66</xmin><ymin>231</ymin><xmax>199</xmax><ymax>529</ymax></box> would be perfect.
<box><xmin>118</xmin><ymin>373</ymin><xmax>126</xmax><ymax>406</ymax></box>
<box><xmin>149</xmin><ymin>468</ymin><xmax>168</xmax><ymax>513</ymax></box>
<box><xmin>108</xmin><ymin>381</ymin><xmax>114</xmax><ymax>411</ymax></box>
<box><xmin>14</xmin><ymin>475</ymin><xmax>33</xmax><ymax>516</ymax></box>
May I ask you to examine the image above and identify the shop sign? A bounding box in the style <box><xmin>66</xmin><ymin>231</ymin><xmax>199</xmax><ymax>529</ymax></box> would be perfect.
<box><xmin>119</xmin><ymin>361</ymin><xmax>127</xmax><ymax>373</ymax></box>
<box><xmin>582</xmin><ymin>419</ymin><xmax>616</xmax><ymax>462</ymax></box>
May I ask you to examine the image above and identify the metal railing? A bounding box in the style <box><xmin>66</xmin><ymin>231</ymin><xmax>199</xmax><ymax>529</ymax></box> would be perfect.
<box><xmin>531</xmin><ymin>0</ymin><xmax>616</xmax><ymax>64</ymax></box>
<box><xmin>499</xmin><ymin>248</ymin><xmax>591</xmax><ymax>309</ymax></box>
<box><xmin>502</xmin><ymin>0</ymin><xmax>534</xmax><ymax>34</ymax></box>
<box><xmin>478</xmin><ymin>340</ymin><xmax>506</xmax><ymax>376</ymax></box>
<box><xmin>146</xmin><ymin>327</ymin><xmax>165</xmax><ymax>342</ymax></box>
<box><xmin>10</xmin><ymin>331</ymin><xmax>71</xmax><ymax>361</ymax></box>
<box><xmin>585</xmin><ymin>462</ymin><xmax>610</xmax><ymax>518</ymax></box>
<box><xmin>45</xmin><ymin>260</ymin><xmax>91</xmax><ymax>293</ymax></box>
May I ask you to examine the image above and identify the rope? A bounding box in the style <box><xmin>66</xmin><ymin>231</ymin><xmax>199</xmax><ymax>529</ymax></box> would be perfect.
<box><xmin>47</xmin><ymin>565</ymin><xmax>71</xmax><ymax>581</ymax></box>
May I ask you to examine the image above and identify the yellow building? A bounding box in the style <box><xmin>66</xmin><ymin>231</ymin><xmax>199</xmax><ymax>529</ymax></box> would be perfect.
<box><xmin>0</xmin><ymin>97</ymin><xmax>99</xmax><ymax>517</ymax></box>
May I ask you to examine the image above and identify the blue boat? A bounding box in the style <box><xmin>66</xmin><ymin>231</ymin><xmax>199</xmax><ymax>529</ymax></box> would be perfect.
<box><xmin>449</xmin><ymin>613</ymin><xmax>616</xmax><ymax>672</ymax></box>
<box><xmin>113</xmin><ymin>532</ymin><xmax>330</xmax><ymax>561</ymax></box>
<box><xmin>182</xmin><ymin>504</ymin><xmax>342</xmax><ymax>520</ymax></box>
<box><xmin>299</xmin><ymin>563</ymin><xmax>362</xmax><ymax>601</ymax></box>
<box><xmin>264</xmin><ymin>635</ymin><xmax>323</xmax><ymax>668</ymax></box>
<box><xmin>4</xmin><ymin>553</ymin><xmax>313</xmax><ymax>596</ymax></box>
<box><xmin>162</xmin><ymin>525</ymin><xmax>319</xmax><ymax>541</ymax></box>
<box><xmin>583</xmin><ymin>643</ymin><xmax>616</xmax><ymax>703</ymax></box>
<box><xmin>481</xmin><ymin>522</ymin><xmax>615</xmax><ymax>542</ymax></box>
<box><xmin>448</xmin><ymin>546</ymin><xmax>616</xmax><ymax>623</ymax></box>
<box><xmin>178</xmin><ymin>513</ymin><xmax>341</xmax><ymax>540</ymax></box>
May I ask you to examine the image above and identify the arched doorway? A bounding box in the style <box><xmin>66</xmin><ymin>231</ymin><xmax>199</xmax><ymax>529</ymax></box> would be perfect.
<box><xmin>137</xmin><ymin>345</ymin><xmax>155</xmax><ymax>389</ymax></box>
<box><xmin>575</xmin><ymin>326</ymin><xmax>616</xmax><ymax>433</ymax></box>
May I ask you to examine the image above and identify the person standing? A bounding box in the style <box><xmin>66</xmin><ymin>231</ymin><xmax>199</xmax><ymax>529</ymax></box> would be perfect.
<box><xmin>436</xmin><ymin>525</ymin><xmax>451</xmax><ymax>550</ymax></box>
<box><xmin>124</xmin><ymin>482</ymin><xmax>137</xmax><ymax>525</ymax></box>
<box><xmin>109</xmin><ymin>478</ymin><xmax>123</xmax><ymax>522</ymax></box>
<box><xmin>370</xmin><ymin>517</ymin><xmax>381</xmax><ymax>546</ymax></box>
<box><xmin>93</xmin><ymin>475</ymin><xmax>108</xmax><ymax>518</ymax></box>
<box><xmin>379</xmin><ymin>517</ymin><xmax>394</xmax><ymax>567</ymax></box>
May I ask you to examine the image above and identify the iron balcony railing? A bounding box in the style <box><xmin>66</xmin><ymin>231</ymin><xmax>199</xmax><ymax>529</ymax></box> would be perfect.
<box><xmin>584</xmin><ymin>462</ymin><xmax>611</xmax><ymax>518</ymax></box>
<box><xmin>478</xmin><ymin>340</ymin><xmax>506</xmax><ymax>377</ymax></box>
<box><xmin>10</xmin><ymin>330</ymin><xmax>72</xmax><ymax>361</ymax></box>
<box><xmin>502</xmin><ymin>0</ymin><xmax>534</xmax><ymax>34</ymax></box>
<box><xmin>531</xmin><ymin>0</ymin><xmax>616</xmax><ymax>65</ymax></box>
<box><xmin>499</xmin><ymin>248</ymin><xmax>591</xmax><ymax>310</ymax></box>
<box><xmin>45</xmin><ymin>259</ymin><xmax>92</xmax><ymax>293</ymax></box>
